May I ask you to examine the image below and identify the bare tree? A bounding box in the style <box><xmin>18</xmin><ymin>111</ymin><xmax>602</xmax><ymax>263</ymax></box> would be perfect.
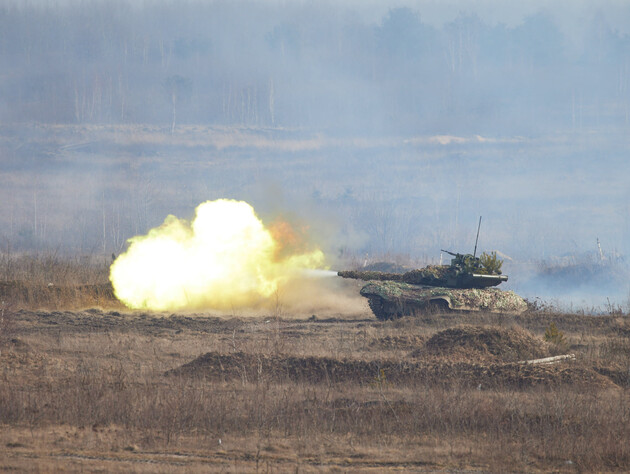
<box><xmin>163</xmin><ymin>75</ymin><xmax>192</xmax><ymax>133</ymax></box>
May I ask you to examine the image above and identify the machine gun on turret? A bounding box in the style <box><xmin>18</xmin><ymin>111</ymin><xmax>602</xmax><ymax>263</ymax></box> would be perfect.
<box><xmin>440</xmin><ymin>249</ymin><xmax>484</xmax><ymax>274</ymax></box>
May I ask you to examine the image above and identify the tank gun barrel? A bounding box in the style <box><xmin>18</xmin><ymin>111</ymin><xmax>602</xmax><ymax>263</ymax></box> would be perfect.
<box><xmin>339</xmin><ymin>265</ymin><xmax>507</xmax><ymax>289</ymax></box>
<box><xmin>440</xmin><ymin>249</ymin><xmax>458</xmax><ymax>257</ymax></box>
<box><xmin>337</xmin><ymin>270</ymin><xmax>403</xmax><ymax>282</ymax></box>
<box><xmin>471</xmin><ymin>273</ymin><xmax>508</xmax><ymax>283</ymax></box>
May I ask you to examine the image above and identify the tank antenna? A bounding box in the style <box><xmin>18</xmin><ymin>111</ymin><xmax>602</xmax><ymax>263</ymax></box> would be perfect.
<box><xmin>473</xmin><ymin>216</ymin><xmax>482</xmax><ymax>258</ymax></box>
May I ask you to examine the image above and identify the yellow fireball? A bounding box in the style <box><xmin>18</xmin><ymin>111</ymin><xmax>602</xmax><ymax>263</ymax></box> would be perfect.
<box><xmin>109</xmin><ymin>199</ymin><xmax>324</xmax><ymax>311</ymax></box>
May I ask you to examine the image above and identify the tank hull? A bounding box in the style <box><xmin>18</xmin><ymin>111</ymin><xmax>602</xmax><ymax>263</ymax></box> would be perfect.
<box><xmin>360</xmin><ymin>281</ymin><xmax>527</xmax><ymax>321</ymax></box>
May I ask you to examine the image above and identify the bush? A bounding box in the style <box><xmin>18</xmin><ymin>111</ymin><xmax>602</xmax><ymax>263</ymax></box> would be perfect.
<box><xmin>479</xmin><ymin>251</ymin><xmax>503</xmax><ymax>275</ymax></box>
<box><xmin>544</xmin><ymin>322</ymin><xmax>567</xmax><ymax>351</ymax></box>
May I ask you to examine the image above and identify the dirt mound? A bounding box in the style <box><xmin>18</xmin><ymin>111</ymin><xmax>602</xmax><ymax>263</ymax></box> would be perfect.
<box><xmin>167</xmin><ymin>351</ymin><xmax>615</xmax><ymax>390</ymax></box>
<box><xmin>168</xmin><ymin>351</ymin><xmax>379</xmax><ymax>385</ymax></box>
<box><xmin>419</xmin><ymin>325</ymin><xmax>552</xmax><ymax>362</ymax></box>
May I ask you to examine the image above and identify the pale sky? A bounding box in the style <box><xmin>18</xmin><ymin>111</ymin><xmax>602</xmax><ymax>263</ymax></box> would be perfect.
<box><xmin>14</xmin><ymin>0</ymin><xmax>630</xmax><ymax>32</ymax></box>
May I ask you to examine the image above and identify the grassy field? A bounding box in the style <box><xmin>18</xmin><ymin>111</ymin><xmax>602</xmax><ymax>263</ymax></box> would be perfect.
<box><xmin>1</xmin><ymin>256</ymin><xmax>629</xmax><ymax>472</ymax></box>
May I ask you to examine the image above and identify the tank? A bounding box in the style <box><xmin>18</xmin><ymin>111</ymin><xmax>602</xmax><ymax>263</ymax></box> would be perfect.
<box><xmin>338</xmin><ymin>250</ymin><xmax>527</xmax><ymax>320</ymax></box>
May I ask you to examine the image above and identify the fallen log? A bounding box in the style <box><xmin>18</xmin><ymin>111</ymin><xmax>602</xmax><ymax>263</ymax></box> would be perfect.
<box><xmin>519</xmin><ymin>354</ymin><xmax>575</xmax><ymax>365</ymax></box>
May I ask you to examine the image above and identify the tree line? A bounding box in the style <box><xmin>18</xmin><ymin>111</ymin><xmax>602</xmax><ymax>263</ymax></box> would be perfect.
<box><xmin>0</xmin><ymin>2</ymin><xmax>628</xmax><ymax>134</ymax></box>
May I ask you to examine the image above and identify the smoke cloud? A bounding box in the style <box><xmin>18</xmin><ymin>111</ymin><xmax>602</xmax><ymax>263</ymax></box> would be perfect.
<box><xmin>110</xmin><ymin>199</ymin><xmax>330</xmax><ymax>311</ymax></box>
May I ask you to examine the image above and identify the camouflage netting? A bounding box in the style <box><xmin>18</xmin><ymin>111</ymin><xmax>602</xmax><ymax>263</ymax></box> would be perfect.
<box><xmin>417</xmin><ymin>325</ymin><xmax>553</xmax><ymax>362</ymax></box>
<box><xmin>337</xmin><ymin>271</ymin><xmax>403</xmax><ymax>281</ymax></box>
<box><xmin>362</xmin><ymin>262</ymin><xmax>409</xmax><ymax>273</ymax></box>
<box><xmin>403</xmin><ymin>266</ymin><xmax>450</xmax><ymax>284</ymax></box>
<box><xmin>360</xmin><ymin>282</ymin><xmax>528</xmax><ymax>314</ymax></box>
<box><xmin>338</xmin><ymin>267</ymin><xmax>449</xmax><ymax>284</ymax></box>
<box><xmin>339</xmin><ymin>265</ymin><xmax>505</xmax><ymax>289</ymax></box>
<box><xmin>445</xmin><ymin>288</ymin><xmax>528</xmax><ymax>312</ymax></box>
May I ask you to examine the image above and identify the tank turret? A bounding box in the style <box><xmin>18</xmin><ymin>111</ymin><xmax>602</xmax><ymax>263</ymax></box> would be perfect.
<box><xmin>338</xmin><ymin>250</ymin><xmax>507</xmax><ymax>290</ymax></box>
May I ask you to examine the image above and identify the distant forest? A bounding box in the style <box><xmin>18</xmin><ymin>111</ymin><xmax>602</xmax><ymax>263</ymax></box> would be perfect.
<box><xmin>1</xmin><ymin>2</ymin><xmax>629</xmax><ymax>134</ymax></box>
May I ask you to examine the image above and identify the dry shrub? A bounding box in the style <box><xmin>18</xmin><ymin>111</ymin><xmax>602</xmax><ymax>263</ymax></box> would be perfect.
<box><xmin>544</xmin><ymin>321</ymin><xmax>568</xmax><ymax>352</ymax></box>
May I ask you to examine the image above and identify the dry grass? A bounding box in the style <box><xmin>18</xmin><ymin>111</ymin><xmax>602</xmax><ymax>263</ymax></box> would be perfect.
<box><xmin>0</xmin><ymin>300</ymin><xmax>17</xmax><ymax>352</ymax></box>
<box><xmin>1</xmin><ymin>255</ymin><xmax>630</xmax><ymax>471</ymax></box>
<box><xmin>0</xmin><ymin>252</ymin><xmax>119</xmax><ymax>311</ymax></box>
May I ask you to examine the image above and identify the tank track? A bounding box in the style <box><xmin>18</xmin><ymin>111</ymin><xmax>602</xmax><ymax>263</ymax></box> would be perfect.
<box><xmin>367</xmin><ymin>295</ymin><xmax>450</xmax><ymax>320</ymax></box>
<box><xmin>367</xmin><ymin>296</ymin><xmax>395</xmax><ymax>321</ymax></box>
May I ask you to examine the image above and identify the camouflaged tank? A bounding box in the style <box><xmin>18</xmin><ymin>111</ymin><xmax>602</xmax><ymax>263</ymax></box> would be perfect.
<box><xmin>338</xmin><ymin>251</ymin><xmax>527</xmax><ymax>320</ymax></box>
